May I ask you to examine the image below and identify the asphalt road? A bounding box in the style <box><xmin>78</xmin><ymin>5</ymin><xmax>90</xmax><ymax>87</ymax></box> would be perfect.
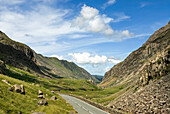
<box><xmin>60</xmin><ymin>94</ymin><xmax>109</xmax><ymax>114</ymax></box>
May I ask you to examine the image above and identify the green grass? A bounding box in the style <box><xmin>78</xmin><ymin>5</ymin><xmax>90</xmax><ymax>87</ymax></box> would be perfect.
<box><xmin>0</xmin><ymin>74</ymin><xmax>76</xmax><ymax>114</ymax></box>
<box><xmin>60</xmin><ymin>84</ymin><xmax>126</xmax><ymax>104</ymax></box>
<box><xmin>0</xmin><ymin>64</ymin><xmax>129</xmax><ymax>112</ymax></box>
<box><xmin>0</xmin><ymin>64</ymin><xmax>79</xmax><ymax>114</ymax></box>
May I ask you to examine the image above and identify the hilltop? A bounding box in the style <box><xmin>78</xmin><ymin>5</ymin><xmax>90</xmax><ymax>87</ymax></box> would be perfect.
<box><xmin>0</xmin><ymin>31</ymin><xmax>98</xmax><ymax>82</ymax></box>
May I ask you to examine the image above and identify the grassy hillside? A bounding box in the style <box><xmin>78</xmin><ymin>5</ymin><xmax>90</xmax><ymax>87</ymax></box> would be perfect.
<box><xmin>0</xmin><ymin>73</ymin><xmax>76</xmax><ymax>114</ymax></box>
<box><xmin>0</xmin><ymin>62</ymin><xmax>99</xmax><ymax>113</ymax></box>
<box><xmin>36</xmin><ymin>54</ymin><xmax>98</xmax><ymax>81</ymax></box>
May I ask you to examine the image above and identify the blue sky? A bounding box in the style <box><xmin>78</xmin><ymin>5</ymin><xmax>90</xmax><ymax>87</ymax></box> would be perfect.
<box><xmin>0</xmin><ymin>0</ymin><xmax>170</xmax><ymax>75</ymax></box>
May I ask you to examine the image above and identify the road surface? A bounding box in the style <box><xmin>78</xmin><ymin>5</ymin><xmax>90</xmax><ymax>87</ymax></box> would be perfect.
<box><xmin>60</xmin><ymin>94</ymin><xmax>109</xmax><ymax>114</ymax></box>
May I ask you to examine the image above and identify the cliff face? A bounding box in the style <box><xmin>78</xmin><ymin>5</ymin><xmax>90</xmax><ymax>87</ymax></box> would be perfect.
<box><xmin>98</xmin><ymin>21</ymin><xmax>170</xmax><ymax>113</ymax></box>
<box><xmin>99</xmin><ymin>21</ymin><xmax>170</xmax><ymax>87</ymax></box>
<box><xmin>0</xmin><ymin>31</ymin><xmax>41</xmax><ymax>74</ymax></box>
<box><xmin>0</xmin><ymin>31</ymin><xmax>97</xmax><ymax>81</ymax></box>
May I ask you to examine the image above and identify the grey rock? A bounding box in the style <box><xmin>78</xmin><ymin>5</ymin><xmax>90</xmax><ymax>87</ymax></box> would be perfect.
<box><xmin>38</xmin><ymin>90</ymin><xmax>43</xmax><ymax>95</ymax></box>
<box><xmin>51</xmin><ymin>96</ymin><xmax>57</xmax><ymax>100</ymax></box>
<box><xmin>37</xmin><ymin>100</ymin><xmax>48</xmax><ymax>106</ymax></box>
<box><xmin>38</xmin><ymin>95</ymin><xmax>44</xmax><ymax>99</ymax></box>
<box><xmin>8</xmin><ymin>87</ymin><xmax>13</xmax><ymax>91</ymax></box>
<box><xmin>14</xmin><ymin>84</ymin><xmax>21</xmax><ymax>93</ymax></box>
<box><xmin>20</xmin><ymin>85</ymin><xmax>25</xmax><ymax>95</ymax></box>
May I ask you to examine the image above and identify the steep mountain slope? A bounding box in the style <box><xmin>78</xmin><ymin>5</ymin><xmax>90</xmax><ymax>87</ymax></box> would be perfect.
<box><xmin>0</xmin><ymin>31</ymin><xmax>41</xmax><ymax>75</ymax></box>
<box><xmin>0</xmin><ymin>31</ymin><xmax>97</xmax><ymax>81</ymax></box>
<box><xmin>97</xmin><ymin>21</ymin><xmax>170</xmax><ymax>113</ymax></box>
<box><xmin>99</xmin><ymin>21</ymin><xmax>170</xmax><ymax>87</ymax></box>
<box><xmin>92</xmin><ymin>75</ymin><xmax>103</xmax><ymax>82</ymax></box>
<box><xmin>36</xmin><ymin>54</ymin><xmax>98</xmax><ymax>81</ymax></box>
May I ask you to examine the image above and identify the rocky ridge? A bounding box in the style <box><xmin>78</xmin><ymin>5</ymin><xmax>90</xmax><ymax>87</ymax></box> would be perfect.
<box><xmin>99</xmin><ymin>21</ymin><xmax>170</xmax><ymax>87</ymax></box>
<box><xmin>0</xmin><ymin>31</ymin><xmax>97</xmax><ymax>81</ymax></box>
<box><xmin>98</xmin><ymin>21</ymin><xmax>170</xmax><ymax>113</ymax></box>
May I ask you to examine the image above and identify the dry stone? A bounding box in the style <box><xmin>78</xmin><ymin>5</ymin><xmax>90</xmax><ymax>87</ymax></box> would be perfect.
<box><xmin>37</xmin><ymin>100</ymin><xmax>48</xmax><ymax>106</ymax></box>
<box><xmin>20</xmin><ymin>85</ymin><xmax>25</xmax><ymax>95</ymax></box>
<box><xmin>51</xmin><ymin>96</ymin><xmax>57</xmax><ymax>100</ymax></box>
<box><xmin>38</xmin><ymin>90</ymin><xmax>43</xmax><ymax>95</ymax></box>
<box><xmin>14</xmin><ymin>84</ymin><xmax>21</xmax><ymax>93</ymax></box>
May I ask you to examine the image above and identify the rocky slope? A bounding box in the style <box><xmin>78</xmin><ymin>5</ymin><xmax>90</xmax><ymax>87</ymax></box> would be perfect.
<box><xmin>98</xmin><ymin>21</ymin><xmax>170</xmax><ymax>113</ymax></box>
<box><xmin>99</xmin><ymin>21</ymin><xmax>170</xmax><ymax>87</ymax></box>
<box><xmin>0</xmin><ymin>31</ymin><xmax>97</xmax><ymax>81</ymax></box>
<box><xmin>109</xmin><ymin>74</ymin><xmax>170</xmax><ymax>113</ymax></box>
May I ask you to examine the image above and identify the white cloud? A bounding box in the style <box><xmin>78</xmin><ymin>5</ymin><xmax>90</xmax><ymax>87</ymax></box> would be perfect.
<box><xmin>102</xmin><ymin>0</ymin><xmax>116</xmax><ymax>9</ymax></box>
<box><xmin>108</xmin><ymin>58</ymin><xmax>121</xmax><ymax>64</ymax></box>
<box><xmin>0</xmin><ymin>0</ymin><xmax>25</xmax><ymax>5</ymax></box>
<box><xmin>0</xmin><ymin>5</ymin><xmax>83</xmax><ymax>44</ymax></box>
<box><xmin>120</xmin><ymin>30</ymin><xmax>134</xmax><ymax>37</ymax></box>
<box><xmin>0</xmin><ymin>2</ymin><xmax>135</xmax><ymax>56</ymax></box>
<box><xmin>68</xmin><ymin>52</ymin><xmax>121</xmax><ymax>65</ymax></box>
<box><xmin>72</xmin><ymin>4</ymin><xmax>133</xmax><ymax>38</ymax></box>
<box><xmin>50</xmin><ymin>55</ymin><xmax>64</xmax><ymax>60</ymax></box>
<box><xmin>104</xmin><ymin>66</ymin><xmax>110</xmax><ymax>72</ymax></box>
<box><xmin>113</xmin><ymin>12</ymin><xmax>130</xmax><ymax>23</ymax></box>
<box><xmin>68</xmin><ymin>52</ymin><xmax>107</xmax><ymax>64</ymax></box>
<box><xmin>72</xmin><ymin>4</ymin><xmax>114</xmax><ymax>36</ymax></box>
<box><xmin>140</xmin><ymin>2</ymin><xmax>152</xmax><ymax>8</ymax></box>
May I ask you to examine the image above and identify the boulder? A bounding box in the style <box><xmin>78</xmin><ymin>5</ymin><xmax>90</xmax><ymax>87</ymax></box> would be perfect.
<box><xmin>20</xmin><ymin>85</ymin><xmax>25</xmax><ymax>95</ymax></box>
<box><xmin>51</xmin><ymin>91</ymin><xmax>54</xmax><ymax>94</ymax></box>
<box><xmin>51</xmin><ymin>96</ymin><xmax>57</xmax><ymax>100</ymax></box>
<box><xmin>37</xmin><ymin>100</ymin><xmax>48</xmax><ymax>106</ymax></box>
<box><xmin>38</xmin><ymin>95</ymin><xmax>44</xmax><ymax>99</ymax></box>
<box><xmin>38</xmin><ymin>90</ymin><xmax>43</xmax><ymax>95</ymax></box>
<box><xmin>8</xmin><ymin>87</ymin><xmax>14</xmax><ymax>91</ymax></box>
<box><xmin>14</xmin><ymin>84</ymin><xmax>21</xmax><ymax>93</ymax></box>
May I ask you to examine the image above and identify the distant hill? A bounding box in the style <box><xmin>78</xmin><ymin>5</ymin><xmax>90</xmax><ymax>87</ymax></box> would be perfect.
<box><xmin>92</xmin><ymin>75</ymin><xmax>103</xmax><ymax>82</ymax></box>
<box><xmin>0</xmin><ymin>31</ymin><xmax>98</xmax><ymax>81</ymax></box>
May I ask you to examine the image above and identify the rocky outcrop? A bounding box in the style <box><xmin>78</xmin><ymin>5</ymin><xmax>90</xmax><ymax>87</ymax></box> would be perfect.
<box><xmin>20</xmin><ymin>85</ymin><xmax>25</xmax><ymax>95</ymax></box>
<box><xmin>51</xmin><ymin>96</ymin><xmax>57</xmax><ymax>100</ymax></box>
<box><xmin>8</xmin><ymin>87</ymin><xmax>14</xmax><ymax>91</ymax></box>
<box><xmin>38</xmin><ymin>95</ymin><xmax>44</xmax><ymax>99</ymax></box>
<box><xmin>99</xmin><ymin>21</ymin><xmax>170</xmax><ymax>88</ymax></box>
<box><xmin>109</xmin><ymin>74</ymin><xmax>170</xmax><ymax>113</ymax></box>
<box><xmin>139</xmin><ymin>47</ymin><xmax>170</xmax><ymax>86</ymax></box>
<box><xmin>0</xmin><ymin>31</ymin><xmax>41</xmax><ymax>74</ymax></box>
<box><xmin>99</xmin><ymin>21</ymin><xmax>170</xmax><ymax>113</ymax></box>
<box><xmin>38</xmin><ymin>90</ymin><xmax>43</xmax><ymax>95</ymax></box>
<box><xmin>0</xmin><ymin>31</ymin><xmax>98</xmax><ymax>81</ymax></box>
<box><xmin>13</xmin><ymin>84</ymin><xmax>25</xmax><ymax>94</ymax></box>
<box><xmin>37</xmin><ymin>100</ymin><xmax>48</xmax><ymax>106</ymax></box>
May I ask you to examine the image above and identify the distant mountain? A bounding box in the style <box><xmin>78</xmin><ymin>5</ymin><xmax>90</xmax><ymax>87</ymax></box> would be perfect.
<box><xmin>92</xmin><ymin>75</ymin><xmax>103</xmax><ymax>82</ymax></box>
<box><xmin>36</xmin><ymin>54</ymin><xmax>98</xmax><ymax>81</ymax></box>
<box><xmin>0</xmin><ymin>31</ymin><xmax>98</xmax><ymax>81</ymax></box>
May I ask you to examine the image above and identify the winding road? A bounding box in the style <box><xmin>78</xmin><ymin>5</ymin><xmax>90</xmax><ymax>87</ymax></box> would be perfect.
<box><xmin>60</xmin><ymin>94</ymin><xmax>109</xmax><ymax>114</ymax></box>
